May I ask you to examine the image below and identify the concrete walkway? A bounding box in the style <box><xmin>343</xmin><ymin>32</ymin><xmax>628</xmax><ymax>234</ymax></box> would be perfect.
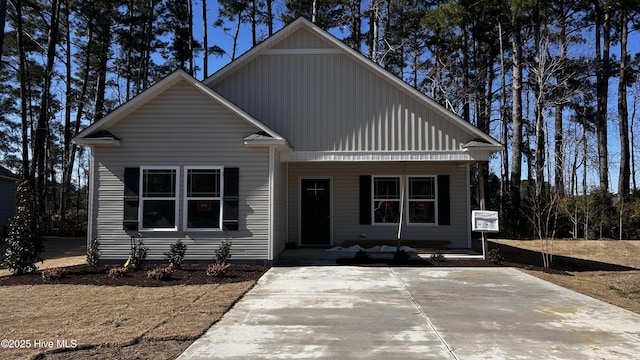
<box><xmin>178</xmin><ymin>267</ymin><xmax>640</xmax><ymax>360</ymax></box>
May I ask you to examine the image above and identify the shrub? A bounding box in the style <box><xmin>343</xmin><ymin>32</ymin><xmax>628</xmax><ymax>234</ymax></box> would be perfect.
<box><xmin>147</xmin><ymin>266</ymin><xmax>173</xmax><ymax>281</ymax></box>
<box><xmin>2</xmin><ymin>179</ymin><xmax>44</xmax><ymax>275</ymax></box>
<box><xmin>126</xmin><ymin>238</ymin><xmax>148</xmax><ymax>271</ymax></box>
<box><xmin>108</xmin><ymin>266</ymin><xmax>130</xmax><ymax>279</ymax></box>
<box><xmin>394</xmin><ymin>249</ymin><xmax>411</xmax><ymax>262</ymax></box>
<box><xmin>164</xmin><ymin>239</ymin><xmax>187</xmax><ymax>268</ymax></box>
<box><xmin>488</xmin><ymin>248</ymin><xmax>504</xmax><ymax>264</ymax></box>
<box><xmin>206</xmin><ymin>263</ymin><xmax>230</xmax><ymax>277</ymax></box>
<box><xmin>430</xmin><ymin>250</ymin><xmax>446</xmax><ymax>262</ymax></box>
<box><xmin>41</xmin><ymin>267</ymin><xmax>67</xmax><ymax>281</ymax></box>
<box><xmin>86</xmin><ymin>238</ymin><xmax>100</xmax><ymax>268</ymax></box>
<box><xmin>354</xmin><ymin>249</ymin><xmax>369</xmax><ymax>261</ymax></box>
<box><xmin>215</xmin><ymin>239</ymin><xmax>232</xmax><ymax>265</ymax></box>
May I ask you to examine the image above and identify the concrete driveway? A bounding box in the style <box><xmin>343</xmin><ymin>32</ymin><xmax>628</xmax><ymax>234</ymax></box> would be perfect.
<box><xmin>178</xmin><ymin>267</ymin><xmax>640</xmax><ymax>360</ymax></box>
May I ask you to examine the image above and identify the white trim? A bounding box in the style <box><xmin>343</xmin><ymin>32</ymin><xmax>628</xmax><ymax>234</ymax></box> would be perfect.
<box><xmin>282</xmin><ymin>151</ymin><xmax>483</xmax><ymax>162</ymax></box>
<box><xmin>268</xmin><ymin>146</ymin><xmax>275</xmax><ymax>260</ymax></box>
<box><xmin>298</xmin><ymin>176</ymin><xmax>333</xmax><ymax>246</ymax></box>
<box><xmin>139</xmin><ymin>166</ymin><xmax>180</xmax><ymax>232</ymax></box>
<box><xmin>466</xmin><ymin>163</ymin><xmax>472</xmax><ymax>248</ymax></box>
<box><xmin>87</xmin><ymin>147</ymin><xmax>95</xmax><ymax>247</ymax></box>
<box><xmin>183</xmin><ymin>166</ymin><xmax>224</xmax><ymax>232</ymax></box>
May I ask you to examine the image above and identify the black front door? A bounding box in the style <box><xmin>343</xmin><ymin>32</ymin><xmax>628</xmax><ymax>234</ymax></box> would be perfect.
<box><xmin>301</xmin><ymin>179</ymin><xmax>331</xmax><ymax>246</ymax></box>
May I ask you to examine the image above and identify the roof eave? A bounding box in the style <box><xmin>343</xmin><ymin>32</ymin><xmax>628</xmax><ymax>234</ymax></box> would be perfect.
<box><xmin>72</xmin><ymin>138</ymin><xmax>121</xmax><ymax>146</ymax></box>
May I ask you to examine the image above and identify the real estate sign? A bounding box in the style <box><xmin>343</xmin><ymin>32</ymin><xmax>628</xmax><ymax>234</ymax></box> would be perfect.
<box><xmin>472</xmin><ymin>210</ymin><xmax>499</xmax><ymax>232</ymax></box>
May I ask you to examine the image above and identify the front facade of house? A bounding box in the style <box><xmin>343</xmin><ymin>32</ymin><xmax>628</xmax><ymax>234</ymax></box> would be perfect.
<box><xmin>74</xmin><ymin>18</ymin><xmax>502</xmax><ymax>263</ymax></box>
<box><xmin>0</xmin><ymin>166</ymin><xmax>19</xmax><ymax>235</ymax></box>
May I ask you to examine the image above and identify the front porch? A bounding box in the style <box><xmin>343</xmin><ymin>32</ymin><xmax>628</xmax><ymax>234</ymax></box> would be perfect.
<box><xmin>276</xmin><ymin>246</ymin><xmax>483</xmax><ymax>266</ymax></box>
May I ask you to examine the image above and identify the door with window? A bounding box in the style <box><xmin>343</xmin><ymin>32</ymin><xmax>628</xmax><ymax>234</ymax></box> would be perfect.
<box><xmin>300</xmin><ymin>179</ymin><xmax>331</xmax><ymax>246</ymax></box>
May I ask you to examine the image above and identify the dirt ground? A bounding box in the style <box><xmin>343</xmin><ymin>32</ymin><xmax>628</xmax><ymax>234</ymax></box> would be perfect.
<box><xmin>1</xmin><ymin>237</ymin><xmax>639</xmax><ymax>359</ymax></box>
<box><xmin>490</xmin><ymin>239</ymin><xmax>640</xmax><ymax>315</ymax></box>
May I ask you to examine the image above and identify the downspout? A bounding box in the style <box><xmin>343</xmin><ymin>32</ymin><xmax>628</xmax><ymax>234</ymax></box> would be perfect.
<box><xmin>87</xmin><ymin>146</ymin><xmax>96</xmax><ymax>249</ymax></box>
<box><xmin>396</xmin><ymin>163</ymin><xmax>406</xmax><ymax>250</ymax></box>
<box><xmin>268</xmin><ymin>145</ymin><xmax>275</xmax><ymax>261</ymax></box>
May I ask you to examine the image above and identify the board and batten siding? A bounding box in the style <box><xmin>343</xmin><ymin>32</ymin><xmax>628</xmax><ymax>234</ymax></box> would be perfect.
<box><xmin>287</xmin><ymin>162</ymin><xmax>470</xmax><ymax>248</ymax></box>
<box><xmin>212</xmin><ymin>52</ymin><xmax>473</xmax><ymax>154</ymax></box>
<box><xmin>91</xmin><ymin>80</ymin><xmax>271</xmax><ymax>261</ymax></box>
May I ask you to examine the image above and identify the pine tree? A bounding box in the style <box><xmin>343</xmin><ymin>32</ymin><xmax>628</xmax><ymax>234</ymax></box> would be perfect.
<box><xmin>3</xmin><ymin>179</ymin><xmax>44</xmax><ymax>275</ymax></box>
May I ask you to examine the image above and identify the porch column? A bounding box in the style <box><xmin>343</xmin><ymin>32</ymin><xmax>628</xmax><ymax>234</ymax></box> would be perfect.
<box><xmin>477</xmin><ymin>161</ymin><xmax>487</xmax><ymax>210</ymax></box>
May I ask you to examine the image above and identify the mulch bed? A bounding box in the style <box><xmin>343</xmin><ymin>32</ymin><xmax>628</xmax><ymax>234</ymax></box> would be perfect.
<box><xmin>0</xmin><ymin>264</ymin><xmax>268</xmax><ymax>287</ymax></box>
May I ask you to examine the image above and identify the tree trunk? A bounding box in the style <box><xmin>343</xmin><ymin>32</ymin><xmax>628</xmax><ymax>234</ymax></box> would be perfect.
<box><xmin>202</xmin><ymin>0</ymin><xmax>208</xmax><ymax>78</ymax></box>
<box><xmin>510</xmin><ymin>10</ymin><xmax>524</xmax><ymax>209</ymax></box>
<box><xmin>617</xmin><ymin>7</ymin><xmax>630</xmax><ymax>200</ymax></box>
<box><xmin>34</xmin><ymin>0</ymin><xmax>62</xmax><ymax>215</ymax></box>
<box><xmin>266</xmin><ymin>0</ymin><xmax>274</xmax><ymax>36</ymax></box>
<box><xmin>595</xmin><ymin>1</ymin><xmax>610</xmax><ymax>191</ymax></box>
<box><xmin>15</xmin><ymin>0</ymin><xmax>30</xmax><ymax>179</ymax></box>
<box><xmin>0</xmin><ymin>0</ymin><xmax>7</xmax><ymax>69</ymax></box>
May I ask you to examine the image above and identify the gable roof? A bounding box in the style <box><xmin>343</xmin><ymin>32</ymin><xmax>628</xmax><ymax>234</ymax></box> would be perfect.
<box><xmin>0</xmin><ymin>165</ymin><xmax>19</xmax><ymax>181</ymax></box>
<box><xmin>204</xmin><ymin>17</ymin><xmax>502</xmax><ymax>151</ymax></box>
<box><xmin>73</xmin><ymin>70</ymin><xmax>288</xmax><ymax>146</ymax></box>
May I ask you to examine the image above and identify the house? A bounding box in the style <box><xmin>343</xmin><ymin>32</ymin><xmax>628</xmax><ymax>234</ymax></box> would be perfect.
<box><xmin>73</xmin><ymin>18</ymin><xmax>502</xmax><ymax>264</ymax></box>
<box><xmin>0</xmin><ymin>165</ymin><xmax>19</xmax><ymax>236</ymax></box>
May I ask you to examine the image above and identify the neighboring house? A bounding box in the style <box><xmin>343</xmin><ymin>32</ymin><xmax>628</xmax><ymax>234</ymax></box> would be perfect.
<box><xmin>73</xmin><ymin>18</ymin><xmax>502</xmax><ymax>263</ymax></box>
<box><xmin>0</xmin><ymin>165</ymin><xmax>19</xmax><ymax>236</ymax></box>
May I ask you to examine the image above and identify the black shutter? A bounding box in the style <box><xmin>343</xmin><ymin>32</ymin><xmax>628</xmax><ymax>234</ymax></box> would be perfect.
<box><xmin>359</xmin><ymin>175</ymin><xmax>372</xmax><ymax>225</ymax></box>
<box><xmin>437</xmin><ymin>175</ymin><xmax>450</xmax><ymax>225</ymax></box>
<box><xmin>123</xmin><ymin>167</ymin><xmax>140</xmax><ymax>230</ymax></box>
<box><xmin>223</xmin><ymin>167</ymin><xmax>239</xmax><ymax>231</ymax></box>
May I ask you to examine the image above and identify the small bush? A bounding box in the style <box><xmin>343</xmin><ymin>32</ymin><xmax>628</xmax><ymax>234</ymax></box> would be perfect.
<box><xmin>488</xmin><ymin>248</ymin><xmax>504</xmax><ymax>264</ymax></box>
<box><xmin>86</xmin><ymin>238</ymin><xmax>100</xmax><ymax>268</ymax></box>
<box><xmin>147</xmin><ymin>266</ymin><xmax>173</xmax><ymax>281</ymax></box>
<box><xmin>164</xmin><ymin>239</ymin><xmax>187</xmax><ymax>268</ymax></box>
<box><xmin>354</xmin><ymin>249</ymin><xmax>369</xmax><ymax>261</ymax></box>
<box><xmin>394</xmin><ymin>249</ymin><xmax>411</xmax><ymax>262</ymax></box>
<box><xmin>108</xmin><ymin>266</ymin><xmax>130</xmax><ymax>279</ymax></box>
<box><xmin>41</xmin><ymin>267</ymin><xmax>67</xmax><ymax>281</ymax></box>
<box><xmin>430</xmin><ymin>250</ymin><xmax>446</xmax><ymax>262</ymax></box>
<box><xmin>215</xmin><ymin>239</ymin><xmax>232</xmax><ymax>265</ymax></box>
<box><xmin>127</xmin><ymin>238</ymin><xmax>148</xmax><ymax>271</ymax></box>
<box><xmin>206</xmin><ymin>263</ymin><xmax>230</xmax><ymax>277</ymax></box>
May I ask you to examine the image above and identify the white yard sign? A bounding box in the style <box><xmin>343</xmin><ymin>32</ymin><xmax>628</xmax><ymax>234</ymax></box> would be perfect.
<box><xmin>472</xmin><ymin>210</ymin><xmax>499</xmax><ymax>232</ymax></box>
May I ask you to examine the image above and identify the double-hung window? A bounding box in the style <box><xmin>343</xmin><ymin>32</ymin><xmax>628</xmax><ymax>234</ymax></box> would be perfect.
<box><xmin>408</xmin><ymin>176</ymin><xmax>436</xmax><ymax>224</ymax></box>
<box><xmin>373</xmin><ymin>176</ymin><xmax>401</xmax><ymax>224</ymax></box>
<box><xmin>141</xmin><ymin>167</ymin><xmax>179</xmax><ymax>230</ymax></box>
<box><xmin>184</xmin><ymin>166</ymin><xmax>223</xmax><ymax>230</ymax></box>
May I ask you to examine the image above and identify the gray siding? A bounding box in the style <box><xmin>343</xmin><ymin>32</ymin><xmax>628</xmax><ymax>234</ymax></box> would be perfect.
<box><xmin>91</xmin><ymin>80</ymin><xmax>271</xmax><ymax>261</ymax></box>
<box><xmin>212</xmin><ymin>41</ymin><xmax>473</xmax><ymax>153</ymax></box>
<box><xmin>0</xmin><ymin>180</ymin><xmax>16</xmax><ymax>228</ymax></box>
<box><xmin>287</xmin><ymin>162</ymin><xmax>470</xmax><ymax>248</ymax></box>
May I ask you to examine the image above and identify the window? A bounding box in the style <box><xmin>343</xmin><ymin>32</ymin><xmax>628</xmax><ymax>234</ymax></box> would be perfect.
<box><xmin>141</xmin><ymin>167</ymin><xmax>178</xmax><ymax>229</ymax></box>
<box><xmin>184</xmin><ymin>167</ymin><xmax>223</xmax><ymax>230</ymax></box>
<box><xmin>373</xmin><ymin>176</ymin><xmax>401</xmax><ymax>224</ymax></box>
<box><xmin>408</xmin><ymin>176</ymin><xmax>436</xmax><ymax>224</ymax></box>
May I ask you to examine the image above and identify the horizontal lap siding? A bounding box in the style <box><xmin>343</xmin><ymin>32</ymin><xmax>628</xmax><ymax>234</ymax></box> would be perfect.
<box><xmin>92</xmin><ymin>80</ymin><xmax>270</xmax><ymax>261</ymax></box>
<box><xmin>213</xmin><ymin>52</ymin><xmax>471</xmax><ymax>153</ymax></box>
<box><xmin>287</xmin><ymin>162</ymin><xmax>469</xmax><ymax>248</ymax></box>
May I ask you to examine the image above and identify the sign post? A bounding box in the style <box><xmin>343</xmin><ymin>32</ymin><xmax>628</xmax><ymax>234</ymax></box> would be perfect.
<box><xmin>471</xmin><ymin>210</ymin><xmax>499</xmax><ymax>260</ymax></box>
